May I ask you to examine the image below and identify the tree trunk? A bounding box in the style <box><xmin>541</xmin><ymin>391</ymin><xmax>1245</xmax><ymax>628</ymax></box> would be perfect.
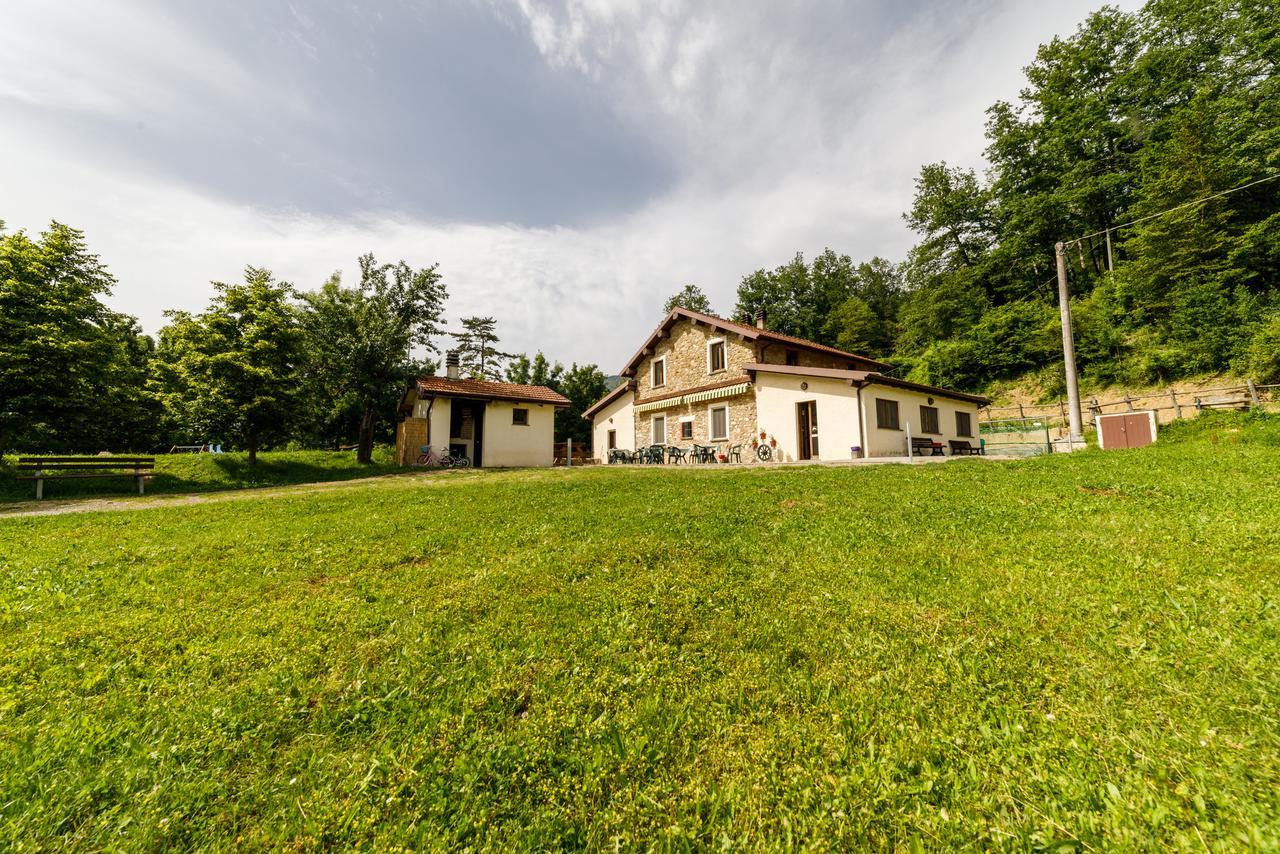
<box><xmin>247</xmin><ymin>430</ymin><xmax>258</xmax><ymax>467</ymax></box>
<box><xmin>357</xmin><ymin>404</ymin><xmax>375</xmax><ymax>464</ymax></box>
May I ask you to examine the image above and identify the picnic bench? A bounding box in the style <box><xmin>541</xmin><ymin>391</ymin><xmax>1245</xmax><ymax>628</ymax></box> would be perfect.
<box><xmin>1193</xmin><ymin>394</ymin><xmax>1251</xmax><ymax>411</ymax></box>
<box><xmin>16</xmin><ymin>456</ymin><xmax>155</xmax><ymax>500</ymax></box>
<box><xmin>949</xmin><ymin>439</ymin><xmax>983</xmax><ymax>456</ymax></box>
<box><xmin>910</xmin><ymin>437</ymin><xmax>945</xmax><ymax>457</ymax></box>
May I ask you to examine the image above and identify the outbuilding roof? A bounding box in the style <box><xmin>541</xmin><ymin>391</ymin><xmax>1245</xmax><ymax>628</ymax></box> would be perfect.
<box><xmin>413</xmin><ymin>376</ymin><xmax>570</xmax><ymax>406</ymax></box>
<box><xmin>581</xmin><ymin>379</ymin><xmax>635</xmax><ymax>419</ymax></box>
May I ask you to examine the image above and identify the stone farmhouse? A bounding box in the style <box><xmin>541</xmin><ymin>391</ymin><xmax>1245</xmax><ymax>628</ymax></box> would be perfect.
<box><xmin>584</xmin><ymin>307</ymin><xmax>988</xmax><ymax>462</ymax></box>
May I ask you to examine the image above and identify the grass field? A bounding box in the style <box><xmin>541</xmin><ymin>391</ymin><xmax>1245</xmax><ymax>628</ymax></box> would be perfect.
<box><xmin>2</xmin><ymin>413</ymin><xmax>1278</xmax><ymax>849</ymax></box>
<box><xmin>0</xmin><ymin>447</ymin><xmax>399</xmax><ymax>503</ymax></box>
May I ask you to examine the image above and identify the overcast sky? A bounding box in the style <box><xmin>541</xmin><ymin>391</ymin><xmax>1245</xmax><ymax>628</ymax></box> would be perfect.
<box><xmin>0</xmin><ymin>0</ymin><xmax>1133</xmax><ymax>371</ymax></box>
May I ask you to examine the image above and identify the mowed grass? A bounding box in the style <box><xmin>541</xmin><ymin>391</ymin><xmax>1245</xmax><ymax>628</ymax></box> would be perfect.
<box><xmin>1</xmin><ymin>415</ymin><xmax>1278</xmax><ymax>849</ymax></box>
<box><xmin>0</xmin><ymin>447</ymin><xmax>400</xmax><ymax>503</ymax></box>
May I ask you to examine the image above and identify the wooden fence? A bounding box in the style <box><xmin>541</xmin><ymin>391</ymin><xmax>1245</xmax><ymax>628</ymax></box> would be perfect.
<box><xmin>979</xmin><ymin>381</ymin><xmax>1278</xmax><ymax>432</ymax></box>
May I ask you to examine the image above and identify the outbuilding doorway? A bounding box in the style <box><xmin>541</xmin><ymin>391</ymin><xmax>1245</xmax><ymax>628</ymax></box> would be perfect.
<box><xmin>450</xmin><ymin>401</ymin><xmax>487</xmax><ymax>466</ymax></box>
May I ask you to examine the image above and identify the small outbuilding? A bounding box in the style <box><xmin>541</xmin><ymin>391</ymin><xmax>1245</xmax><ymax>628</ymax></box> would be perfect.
<box><xmin>395</xmin><ymin>364</ymin><xmax>569</xmax><ymax>467</ymax></box>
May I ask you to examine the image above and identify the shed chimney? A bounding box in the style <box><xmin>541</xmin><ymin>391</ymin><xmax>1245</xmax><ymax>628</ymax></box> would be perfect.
<box><xmin>445</xmin><ymin>350</ymin><xmax>460</xmax><ymax>380</ymax></box>
<box><xmin>755</xmin><ymin>309</ymin><xmax>767</xmax><ymax>330</ymax></box>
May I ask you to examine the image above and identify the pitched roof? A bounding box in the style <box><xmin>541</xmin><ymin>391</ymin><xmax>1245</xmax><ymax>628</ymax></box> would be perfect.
<box><xmin>619</xmin><ymin>307</ymin><xmax>892</xmax><ymax>377</ymax></box>
<box><xmin>414</xmin><ymin>376</ymin><xmax>570</xmax><ymax>406</ymax></box>
<box><xmin>581</xmin><ymin>379</ymin><xmax>635</xmax><ymax>419</ymax></box>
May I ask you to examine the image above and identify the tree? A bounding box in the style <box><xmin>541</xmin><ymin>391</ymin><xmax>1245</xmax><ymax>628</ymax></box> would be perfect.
<box><xmin>663</xmin><ymin>284</ymin><xmax>712</xmax><ymax>314</ymax></box>
<box><xmin>555</xmin><ymin>363</ymin><xmax>609</xmax><ymax>448</ymax></box>
<box><xmin>506</xmin><ymin>352</ymin><xmax>563</xmax><ymax>387</ymax></box>
<box><xmin>152</xmin><ymin>267</ymin><xmax>304</xmax><ymax>466</ymax></box>
<box><xmin>300</xmin><ymin>254</ymin><xmax>447</xmax><ymax>462</ymax></box>
<box><xmin>452</xmin><ymin>316</ymin><xmax>510</xmax><ymax>380</ymax></box>
<box><xmin>0</xmin><ymin>220</ymin><xmax>137</xmax><ymax>454</ymax></box>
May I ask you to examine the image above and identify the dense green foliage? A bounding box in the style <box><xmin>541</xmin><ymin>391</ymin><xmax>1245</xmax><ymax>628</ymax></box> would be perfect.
<box><xmin>1</xmin><ymin>413</ymin><xmax>1277</xmax><ymax>848</ymax></box>
<box><xmin>0</xmin><ymin>448</ymin><xmax>398</xmax><ymax>503</ymax></box>
<box><xmin>0</xmin><ymin>222</ymin><xmax>160</xmax><ymax>454</ymax></box>
<box><xmin>301</xmin><ymin>255</ymin><xmax>446</xmax><ymax>462</ymax></box>
<box><xmin>151</xmin><ymin>268</ymin><xmax>305</xmax><ymax>465</ymax></box>
<box><xmin>736</xmin><ymin>0</ymin><xmax>1280</xmax><ymax>391</ymax></box>
<box><xmin>506</xmin><ymin>353</ymin><xmax>610</xmax><ymax>447</ymax></box>
<box><xmin>662</xmin><ymin>284</ymin><xmax>713</xmax><ymax>314</ymax></box>
<box><xmin>0</xmin><ymin>222</ymin><xmax>607</xmax><ymax>457</ymax></box>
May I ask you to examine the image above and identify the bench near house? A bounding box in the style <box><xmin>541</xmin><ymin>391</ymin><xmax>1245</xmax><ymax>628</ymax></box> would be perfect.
<box><xmin>584</xmin><ymin>308</ymin><xmax>988</xmax><ymax>462</ymax></box>
<box><xmin>394</xmin><ymin>359</ymin><xmax>570</xmax><ymax>467</ymax></box>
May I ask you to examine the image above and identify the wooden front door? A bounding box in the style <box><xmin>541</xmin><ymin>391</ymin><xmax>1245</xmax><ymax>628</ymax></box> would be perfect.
<box><xmin>797</xmin><ymin>401</ymin><xmax>819</xmax><ymax>460</ymax></box>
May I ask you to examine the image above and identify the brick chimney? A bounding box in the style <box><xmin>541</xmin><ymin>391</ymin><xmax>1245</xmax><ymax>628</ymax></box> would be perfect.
<box><xmin>755</xmin><ymin>309</ymin><xmax>767</xmax><ymax>330</ymax></box>
<box><xmin>445</xmin><ymin>350</ymin><xmax>460</xmax><ymax>380</ymax></box>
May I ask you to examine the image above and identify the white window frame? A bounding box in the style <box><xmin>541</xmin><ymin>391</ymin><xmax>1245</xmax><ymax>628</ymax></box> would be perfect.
<box><xmin>652</xmin><ymin>415</ymin><xmax>667</xmax><ymax>445</ymax></box>
<box><xmin>707</xmin><ymin>403</ymin><xmax>729</xmax><ymax>442</ymax></box>
<box><xmin>651</xmin><ymin>356</ymin><xmax>667</xmax><ymax>388</ymax></box>
<box><xmin>706</xmin><ymin>338</ymin><xmax>726</xmax><ymax>374</ymax></box>
<box><xmin>679</xmin><ymin>416</ymin><xmax>694</xmax><ymax>440</ymax></box>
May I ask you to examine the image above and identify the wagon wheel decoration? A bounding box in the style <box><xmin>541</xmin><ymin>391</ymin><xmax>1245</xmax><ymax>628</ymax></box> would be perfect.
<box><xmin>756</xmin><ymin>443</ymin><xmax>773</xmax><ymax>461</ymax></box>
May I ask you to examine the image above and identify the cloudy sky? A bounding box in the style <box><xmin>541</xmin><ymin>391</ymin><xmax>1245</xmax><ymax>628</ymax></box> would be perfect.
<box><xmin>0</xmin><ymin>0</ymin><xmax>1130</xmax><ymax>371</ymax></box>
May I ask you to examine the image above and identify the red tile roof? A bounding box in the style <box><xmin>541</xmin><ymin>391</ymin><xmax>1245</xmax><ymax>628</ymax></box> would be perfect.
<box><xmin>619</xmin><ymin>307</ymin><xmax>892</xmax><ymax>377</ymax></box>
<box><xmin>414</xmin><ymin>376</ymin><xmax>570</xmax><ymax>406</ymax></box>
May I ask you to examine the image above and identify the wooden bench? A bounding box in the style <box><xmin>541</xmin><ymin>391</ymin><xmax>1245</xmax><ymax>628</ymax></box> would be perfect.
<box><xmin>910</xmin><ymin>437</ymin><xmax>945</xmax><ymax>456</ymax></box>
<box><xmin>1194</xmin><ymin>395</ymin><xmax>1251</xmax><ymax>411</ymax></box>
<box><xmin>949</xmin><ymin>439</ymin><xmax>984</xmax><ymax>456</ymax></box>
<box><xmin>16</xmin><ymin>456</ymin><xmax>155</xmax><ymax>500</ymax></box>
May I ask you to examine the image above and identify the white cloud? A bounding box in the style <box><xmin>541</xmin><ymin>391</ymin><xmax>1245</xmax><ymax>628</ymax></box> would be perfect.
<box><xmin>0</xmin><ymin>0</ymin><xmax>1138</xmax><ymax>372</ymax></box>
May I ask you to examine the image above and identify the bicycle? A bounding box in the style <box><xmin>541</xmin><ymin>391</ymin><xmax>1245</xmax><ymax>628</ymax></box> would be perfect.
<box><xmin>415</xmin><ymin>444</ymin><xmax>472</xmax><ymax>469</ymax></box>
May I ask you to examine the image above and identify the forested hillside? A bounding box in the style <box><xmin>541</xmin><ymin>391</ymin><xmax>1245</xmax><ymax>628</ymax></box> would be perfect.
<box><xmin>729</xmin><ymin>0</ymin><xmax>1279</xmax><ymax>394</ymax></box>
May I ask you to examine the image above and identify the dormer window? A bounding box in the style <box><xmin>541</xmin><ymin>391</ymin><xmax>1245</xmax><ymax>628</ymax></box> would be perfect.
<box><xmin>652</xmin><ymin>357</ymin><xmax>666</xmax><ymax>388</ymax></box>
<box><xmin>707</xmin><ymin>339</ymin><xmax>726</xmax><ymax>373</ymax></box>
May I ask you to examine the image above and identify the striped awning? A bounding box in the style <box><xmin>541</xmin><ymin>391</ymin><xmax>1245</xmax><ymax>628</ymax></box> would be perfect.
<box><xmin>634</xmin><ymin>382</ymin><xmax>751</xmax><ymax>413</ymax></box>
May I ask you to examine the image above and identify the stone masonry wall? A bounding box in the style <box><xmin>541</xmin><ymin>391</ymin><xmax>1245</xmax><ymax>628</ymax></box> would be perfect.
<box><xmin>634</xmin><ymin>321</ymin><xmax>755</xmax><ymax>399</ymax></box>
<box><xmin>635</xmin><ymin>390</ymin><xmax>758</xmax><ymax>457</ymax></box>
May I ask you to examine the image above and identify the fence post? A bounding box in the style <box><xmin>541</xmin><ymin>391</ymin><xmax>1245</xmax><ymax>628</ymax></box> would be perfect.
<box><xmin>1044</xmin><ymin>422</ymin><xmax>1052</xmax><ymax>455</ymax></box>
<box><xmin>906</xmin><ymin>421</ymin><xmax>913</xmax><ymax>459</ymax></box>
<box><xmin>1247</xmin><ymin>379</ymin><xmax>1261</xmax><ymax>408</ymax></box>
<box><xmin>1018</xmin><ymin>403</ymin><xmax>1025</xmax><ymax>420</ymax></box>
<box><xmin>1125</xmin><ymin>396</ymin><xmax>1135</xmax><ymax>411</ymax></box>
<box><xmin>567</xmin><ymin>438</ymin><xmax>572</xmax><ymax>467</ymax></box>
<box><xmin>1169</xmin><ymin>389</ymin><xmax>1182</xmax><ymax>420</ymax></box>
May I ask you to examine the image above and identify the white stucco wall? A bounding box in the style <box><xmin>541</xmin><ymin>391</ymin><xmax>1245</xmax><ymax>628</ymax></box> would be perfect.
<box><xmin>754</xmin><ymin>373</ymin><xmax>864</xmax><ymax>462</ymax></box>
<box><xmin>413</xmin><ymin>397</ymin><xmax>452</xmax><ymax>450</ymax></box>
<box><xmin>591</xmin><ymin>392</ymin><xmax>635</xmax><ymax>461</ymax></box>
<box><xmin>482</xmin><ymin>401</ymin><xmax>557</xmax><ymax>467</ymax></box>
<box><xmin>858</xmin><ymin>384</ymin><xmax>982</xmax><ymax>457</ymax></box>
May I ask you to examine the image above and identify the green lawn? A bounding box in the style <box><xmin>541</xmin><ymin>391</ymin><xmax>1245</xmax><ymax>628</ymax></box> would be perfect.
<box><xmin>0</xmin><ymin>447</ymin><xmax>400</xmax><ymax>503</ymax></box>
<box><xmin>1</xmin><ymin>414</ymin><xmax>1278</xmax><ymax>849</ymax></box>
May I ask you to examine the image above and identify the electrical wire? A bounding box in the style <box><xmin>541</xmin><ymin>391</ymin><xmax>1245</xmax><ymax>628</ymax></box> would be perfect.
<box><xmin>1064</xmin><ymin>171</ymin><xmax>1280</xmax><ymax>247</ymax></box>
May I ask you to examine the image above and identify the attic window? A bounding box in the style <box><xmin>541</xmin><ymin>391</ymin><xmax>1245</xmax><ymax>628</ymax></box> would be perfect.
<box><xmin>785</xmin><ymin>349</ymin><xmax>799</xmax><ymax>366</ymax></box>
<box><xmin>512</xmin><ymin>408</ymin><xmax>529</xmax><ymax>426</ymax></box>
<box><xmin>708</xmin><ymin>339</ymin><xmax>726</xmax><ymax>373</ymax></box>
<box><xmin>652</xmin><ymin>357</ymin><xmax>666</xmax><ymax>388</ymax></box>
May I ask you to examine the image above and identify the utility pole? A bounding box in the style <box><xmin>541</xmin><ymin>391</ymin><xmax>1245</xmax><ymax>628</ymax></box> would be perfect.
<box><xmin>1055</xmin><ymin>242</ymin><xmax>1084</xmax><ymax>446</ymax></box>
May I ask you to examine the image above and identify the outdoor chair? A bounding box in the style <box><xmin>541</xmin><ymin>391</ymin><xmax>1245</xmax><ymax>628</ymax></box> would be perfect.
<box><xmin>667</xmin><ymin>446</ymin><xmax>687</xmax><ymax>464</ymax></box>
<box><xmin>726</xmin><ymin>444</ymin><xmax>743</xmax><ymax>463</ymax></box>
<box><xmin>648</xmin><ymin>444</ymin><xmax>667</xmax><ymax>464</ymax></box>
<box><xmin>692</xmin><ymin>444</ymin><xmax>715</xmax><ymax>464</ymax></box>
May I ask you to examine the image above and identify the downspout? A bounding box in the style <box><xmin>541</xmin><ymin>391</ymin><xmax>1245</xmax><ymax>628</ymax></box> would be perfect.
<box><xmin>854</xmin><ymin>381</ymin><xmax>869</xmax><ymax>459</ymax></box>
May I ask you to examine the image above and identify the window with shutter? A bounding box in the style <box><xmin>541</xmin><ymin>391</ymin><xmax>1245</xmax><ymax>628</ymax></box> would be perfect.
<box><xmin>875</xmin><ymin>398</ymin><xmax>900</xmax><ymax>430</ymax></box>
<box><xmin>920</xmin><ymin>405</ymin><xmax>940</xmax><ymax>434</ymax></box>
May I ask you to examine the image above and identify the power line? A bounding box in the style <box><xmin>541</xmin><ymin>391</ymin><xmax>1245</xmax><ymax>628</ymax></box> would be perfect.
<box><xmin>1065</xmin><ymin>171</ymin><xmax>1280</xmax><ymax>248</ymax></box>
